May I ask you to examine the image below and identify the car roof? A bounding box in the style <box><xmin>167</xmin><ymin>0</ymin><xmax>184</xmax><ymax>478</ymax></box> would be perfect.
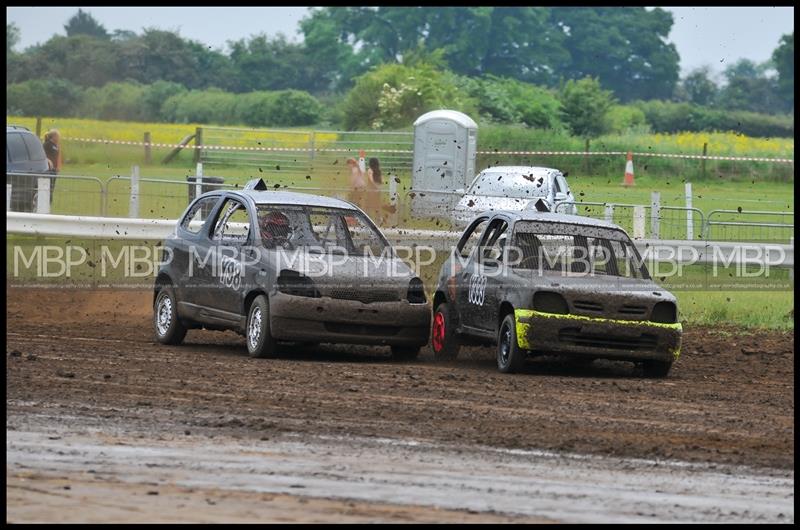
<box><xmin>478</xmin><ymin>166</ymin><xmax>560</xmax><ymax>176</ymax></box>
<box><xmin>223</xmin><ymin>189</ymin><xmax>358</xmax><ymax>210</ymax></box>
<box><xmin>6</xmin><ymin>125</ymin><xmax>33</xmax><ymax>133</ymax></box>
<box><xmin>480</xmin><ymin>210</ymin><xmax>623</xmax><ymax>231</ymax></box>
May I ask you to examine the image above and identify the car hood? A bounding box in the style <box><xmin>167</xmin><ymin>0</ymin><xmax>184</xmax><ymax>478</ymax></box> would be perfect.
<box><xmin>276</xmin><ymin>251</ymin><xmax>416</xmax><ymax>292</ymax></box>
<box><xmin>455</xmin><ymin>194</ymin><xmax>549</xmax><ymax>215</ymax></box>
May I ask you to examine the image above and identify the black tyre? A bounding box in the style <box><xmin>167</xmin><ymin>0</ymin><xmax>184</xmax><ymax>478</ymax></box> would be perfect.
<box><xmin>497</xmin><ymin>313</ymin><xmax>526</xmax><ymax>373</ymax></box>
<box><xmin>246</xmin><ymin>295</ymin><xmax>277</xmax><ymax>358</ymax></box>
<box><xmin>430</xmin><ymin>303</ymin><xmax>460</xmax><ymax>361</ymax></box>
<box><xmin>390</xmin><ymin>345</ymin><xmax>421</xmax><ymax>361</ymax></box>
<box><xmin>642</xmin><ymin>359</ymin><xmax>672</xmax><ymax>378</ymax></box>
<box><xmin>154</xmin><ymin>286</ymin><xmax>187</xmax><ymax>345</ymax></box>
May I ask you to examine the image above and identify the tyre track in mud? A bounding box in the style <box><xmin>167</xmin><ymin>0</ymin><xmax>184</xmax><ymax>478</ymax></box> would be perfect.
<box><xmin>6</xmin><ymin>287</ymin><xmax>795</xmax><ymax>470</ymax></box>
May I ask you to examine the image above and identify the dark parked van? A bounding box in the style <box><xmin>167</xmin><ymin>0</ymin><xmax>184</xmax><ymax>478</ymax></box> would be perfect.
<box><xmin>6</xmin><ymin>125</ymin><xmax>52</xmax><ymax>212</ymax></box>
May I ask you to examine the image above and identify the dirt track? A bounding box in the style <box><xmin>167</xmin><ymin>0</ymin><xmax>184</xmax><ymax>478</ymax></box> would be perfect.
<box><xmin>5</xmin><ymin>287</ymin><xmax>795</xmax><ymax>521</ymax></box>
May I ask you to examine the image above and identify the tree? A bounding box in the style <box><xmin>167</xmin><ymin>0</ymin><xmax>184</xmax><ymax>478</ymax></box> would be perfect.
<box><xmin>681</xmin><ymin>66</ymin><xmax>718</xmax><ymax>106</ymax></box>
<box><xmin>7</xmin><ymin>22</ymin><xmax>20</xmax><ymax>53</ymax></box>
<box><xmin>551</xmin><ymin>7</ymin><xmax>680</xmax><ymax>101</ymax></box>
<box><xmin>228</xmin><ymin>34</ymin><xmax>312</xmax><ymax>92</ymax></box>
<box><xmin>771</xmin><ymin>33</ymin><xmax>793</xmax><ymax>110</ymax></box>
<box><xmin>64</xmin><ymin>9</ymin><xmax>109</xmax><ymax>40</ymax></box>
<box><xmin>559</xmin><ymin>77</ymin><xmax>615</xmax><ymax>138</ymax></box>
<box><xmin>717</xmin><ymin>59</ymin><xmax>783</xmax><ymax>115</ymax></box>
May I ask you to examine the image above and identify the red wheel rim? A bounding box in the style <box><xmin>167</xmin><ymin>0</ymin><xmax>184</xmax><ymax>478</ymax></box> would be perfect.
<box><xmin>432</xmin><ymin>312</ymin><xmax>445</xmax><ymax>352</ymax></box>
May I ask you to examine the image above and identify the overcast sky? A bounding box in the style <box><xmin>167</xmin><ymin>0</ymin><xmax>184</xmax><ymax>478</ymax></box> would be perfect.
<box><xmin>6</xmin><ymin>6</ymin><xmax>795</xmax><ymax>78</ymax></box>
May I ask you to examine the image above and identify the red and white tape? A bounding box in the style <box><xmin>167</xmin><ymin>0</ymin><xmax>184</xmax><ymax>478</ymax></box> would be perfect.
<box><xmin>63</xmin><ymin>136</ymin><xmax>794</xmax><ymax>163</ymax></box>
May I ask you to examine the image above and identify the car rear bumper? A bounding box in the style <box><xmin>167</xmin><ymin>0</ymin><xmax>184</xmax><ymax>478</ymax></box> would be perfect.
<box><xmin>514</xmin><ymin>309</ymin><xmax>682</xmax><ymax>362</ymax></box>
<box><xmin>269</xmin><ymin>292</ymin><xmax>431</xmax><ymax>347</ymax></box>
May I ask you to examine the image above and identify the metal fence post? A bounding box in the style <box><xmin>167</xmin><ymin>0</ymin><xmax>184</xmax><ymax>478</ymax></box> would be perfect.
<box><xmin>633</xmin><ymin>206</ymin><xmax>646</xmax><ymax>240</ymax></box>
<box><xmin>650</xmin><ymin>191</ymin><xmax>660</xmax><ymax>239</ymax></box>
<box><xmin>604</xmin><ymin>203</ymin><xmax>614</xmax><ymax>223</ymax></box>
<box><xmin>35</xmin><ymin>117</ymin><xmax>42</xmax><ymax>139</ymax></box>
<box><xmin>195</xmin><ymin>162</ymin><xmax>203</xmax><ymax>200</ymax></box>
<box><xmin>36</xmin><ymin>177</ymin><xmax>51</xmax><ymax>214</ymax></box>
<box><xmin>129</xmin><ymin>165</ymin><xmax>140</xmax><ymax>219</ymax></box>
<box><xmin>100</xmin><ymin>179</ymin><xmax>108</xmax><ymax>217</ymax></box>
<box><xmin>685</xmin><ymin>182</ymin><xmax>693</xmax><ymax>240</ymax></box>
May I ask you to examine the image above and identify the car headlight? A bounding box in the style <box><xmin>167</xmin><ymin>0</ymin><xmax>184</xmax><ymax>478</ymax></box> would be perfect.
<box><xmin>277</xmin><ymin>270</ymin><xmax>320</xmax><ymax>298</ymax></box>
<box><xmin>533</xmin><ymin>291</ymin><xmax>569</xmax><ymax>314</ymax></box>
<box><xmin>651</xmin><ymin>301</ymin><xmax>677</xmax><ymax>323</ymax></box>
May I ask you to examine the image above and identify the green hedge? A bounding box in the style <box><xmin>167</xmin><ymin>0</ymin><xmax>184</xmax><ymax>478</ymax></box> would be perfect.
<box><xmin>635</xmin><ymin>100</ymin><xmax>794</xmax><ymax>137</ymax></box>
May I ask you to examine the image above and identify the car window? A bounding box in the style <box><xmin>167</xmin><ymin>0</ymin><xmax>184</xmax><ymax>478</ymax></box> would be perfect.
<box><xmin>255</xmin><ymin>204</ymin><xmax>387</xmax><ymax>255</ymax></box>
<box><xmin>212</xmin><ymin>199</ymin><xmax>251</xmax><ymax>243</ymax></box>
<box><xmin>7</xmin><ymin>133</ymin><xmax>29</xmax><ymax>163</ymax></box>
<box><xmin>479</xmin><ymin>219</ymin><xmax>508</xmax><ymax>263</ymax></box>
<box><xmin>458</xmin><ymin>217</ymin><xmax>489</xmax><ymax>258</ymax></box>
<box><xmin>181</xmin><ymin>196</ymin><xmax>220</xmax><ymax>235</ymax></box>
<box><xmin>553</xmin><ymin>175</ymin><xmax>563</xmax><ymax>193</ymax></box>
<box><xmin>468</xmin><ymin>171</ymin><xmax>549</xmax><ymax>198</ymax></box>
<box><xmin>22</xmin><ymin>134</ymin><xmax>46</xmax><ymax>161</ymax></box>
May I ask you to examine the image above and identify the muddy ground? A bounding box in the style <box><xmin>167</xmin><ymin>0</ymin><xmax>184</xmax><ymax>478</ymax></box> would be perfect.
<box><xmin>6</xmin><ymin>287</ymin><xmax>795</xmax><ymax>521</ymax></box>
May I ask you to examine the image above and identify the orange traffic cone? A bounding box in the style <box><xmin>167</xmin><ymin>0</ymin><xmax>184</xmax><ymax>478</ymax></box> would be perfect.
<box><xmin>622</xmin><ymin>151</ymin><xmax>635</xmax><ymax>186</ymax></box>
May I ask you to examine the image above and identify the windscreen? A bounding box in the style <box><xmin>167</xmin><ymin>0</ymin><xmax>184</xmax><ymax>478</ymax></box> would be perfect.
<box><xmin>256</xmin><ymin>204</ymin><xmax>388</xmax><ymax>256</ymax></box>
<box><xmin>511</xmin><ymin>221</ymin><xmax>649</xmax><ymax>279</ymax></box>
<box><xmin>468</xmin><ymin>172</ymin><xmax>551</xmax><ymax>198</ymax></box>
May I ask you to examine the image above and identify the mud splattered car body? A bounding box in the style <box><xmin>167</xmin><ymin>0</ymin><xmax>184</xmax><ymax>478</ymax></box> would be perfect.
<box><xmin>431</xmin><ymin>211</ymin><xmax>682</xmax><ymax>376</ymax></box>
<box><xmin>154</xmin><ymin>179</ymin><xmax>430</xmax><ymax>359</ymax></box>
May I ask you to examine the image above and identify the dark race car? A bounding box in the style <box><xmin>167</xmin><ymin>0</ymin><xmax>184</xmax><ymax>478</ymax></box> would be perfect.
<box><xmin>154</xmin><ymin>179</ymin><xmax>430</xmax><ymax>360</ymax></box>
<box><xmin>430</xmin><ymin>211</ymin><xmax>682</xmax><ymax>377</ymax></box>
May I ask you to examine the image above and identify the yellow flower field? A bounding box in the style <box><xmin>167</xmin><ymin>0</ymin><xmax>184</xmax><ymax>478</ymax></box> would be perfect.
<box><xmin>599</xmin><ymin>130</ymin><xmax>794</xmax><ymax>157</ymax></box>
<box><xmin>6</xmin><ymin>116</ymin><xmax>339</xmax><ymax>148</ymax></box>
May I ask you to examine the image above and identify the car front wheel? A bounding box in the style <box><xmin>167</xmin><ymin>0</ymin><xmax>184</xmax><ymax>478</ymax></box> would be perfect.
<box><xmin>154</xmin><ymin>286</ymin><xmax>187</xmax><ymax>345</ymax></box>
<box><xmin>247</xmin><ymin>295</ymin><xmax>277</xmax><ymax>358</ymax></box>
<box><xmin>497</xmin><ymin>314</ymin><xmax>526</xmax><ymax>373</ymax></box>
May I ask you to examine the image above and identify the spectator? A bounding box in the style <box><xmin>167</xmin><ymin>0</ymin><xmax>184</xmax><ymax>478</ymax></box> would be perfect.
<box><xmin>42</xmin><ymin>129</ymin><xmax>62</xmax><ymax>203</ymax></box>
<box><xmin>43</xmin><ymin>129</ymin><xmax>62</xmax><ymax>172</ymax></box>
<box><xmin>365</xmin><ymin>157</ymin><xmax>383</xmax><ymax>223</ymax></box>
<box><xmin>346</xmin><ymin>157</ymin><xmax>367</xmax><ymax>209</ymax></box>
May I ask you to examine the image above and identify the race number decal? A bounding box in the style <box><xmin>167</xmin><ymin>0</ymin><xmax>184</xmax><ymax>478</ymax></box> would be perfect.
<box><xmin>220</xmin><ymin>255</ymin><xmax>242</xmax><ymax>291</ymax></box>
<box><xmin>468</xmin><ymin>274</ymin><xmax>487</xmax><ymax>306</ymax></box>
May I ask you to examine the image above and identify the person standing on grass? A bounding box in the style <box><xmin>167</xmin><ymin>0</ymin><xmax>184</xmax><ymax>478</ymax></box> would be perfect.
<box><xmin>365</xmin><ymin>157</ymin><xmax>383</xmax><ymax>223</ymax></box>
<box><xmin>346</xmin><ymin>157</ymin><xmax>367</xmax><ymax>210</ymax></box>
<box><xmin>42</xmin><ymin>129</ymin><xmax>62</xmax><ymax>203</ymax></box>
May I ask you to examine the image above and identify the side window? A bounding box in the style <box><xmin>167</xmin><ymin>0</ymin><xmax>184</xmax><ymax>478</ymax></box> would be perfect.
<box><xmin>181</xmin><ymin>196</ymin><xmax>220</xmax><ymax>235</ymax></box>
<box><xmin>480</xmin><ymin>219</ymin><xmax>508</xmax><ymax>263</ymax></box>
<box><xmin>7</xmin><ymin>133</ymin><xmax>29</xmax><ymax>163</ymax></box>
<box><xmin>212</xmin><ymin>199</ymin><xmax>251</xmax><ymax>243</ymax></box>
<box><xmin>22</xmin><ymin>134</ymin><xmax>46</xmax><ymax>161</ymax></box>
<box><xmin>553</xmin><ymin>175</ymin><xmax>563</xmax><ymax>194</ymax></box>
<box><xmin>458</xmin><ymin>218</ymin><xmax>489</xmax><ymax>259</ymax></box>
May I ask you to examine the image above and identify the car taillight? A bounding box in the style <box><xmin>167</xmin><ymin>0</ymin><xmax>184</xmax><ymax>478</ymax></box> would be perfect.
<box><xmin>407</xmin><ymin>277</ymin><xmax>426</xmax><ymax>304</ymax></box>
<box><xmin>277</xmin><ymin>271</ymin><xmax>320</xmax><ymax>298</ymax></box>
<box><xmin>533</xmin><ymin>291</ymin><xmax>569</xmax><ymax>314</ymax></box>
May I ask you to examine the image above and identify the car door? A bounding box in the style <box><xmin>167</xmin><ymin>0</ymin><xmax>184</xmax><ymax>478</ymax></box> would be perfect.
<box><xmin>452</xmin><ymin>216</ymin><xmax>489</xmax><ymax>330</ymax></box>
<box><xmin>202</xmin><ymin>196</ymin><xmax>255</xmax><ymax>323</ymax></box>
<box><xmin>472</xmin><ymin>216</ymin><xmax>510</xmax><ymax>334</ymax></box>
<box><xmin>173</xmin><ymin>194</ymin><xmax>223</xmax><ymax>308</ymax></box>
<box><xmin>458</xmin><ymin>216</ymin><xmax>507</xmax><ymax>334</ymax></box>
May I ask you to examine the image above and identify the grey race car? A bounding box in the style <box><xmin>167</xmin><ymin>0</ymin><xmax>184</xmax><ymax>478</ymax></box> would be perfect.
<box><xmin>430</xmin><ymin>211</ymin><xmax>682</xmax><ymax>377</ymax></box>
<box><xmin>153</xmin><ymin>179</ymin><xmax>430</xmax><ymax>359</ymax></box>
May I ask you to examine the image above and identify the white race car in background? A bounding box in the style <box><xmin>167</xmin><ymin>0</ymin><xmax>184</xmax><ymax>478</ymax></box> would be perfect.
<box><xmin>451</xmin><ymin>166</ymin><xmax>577</xmax><ymax>228</ymax></box>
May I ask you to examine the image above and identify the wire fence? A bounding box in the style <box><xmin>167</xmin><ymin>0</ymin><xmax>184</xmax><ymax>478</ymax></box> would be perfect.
<box><xmin>7</xmin><ymin>170</ymin><xmax>794</xmax><ymax>244</ymax></box>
